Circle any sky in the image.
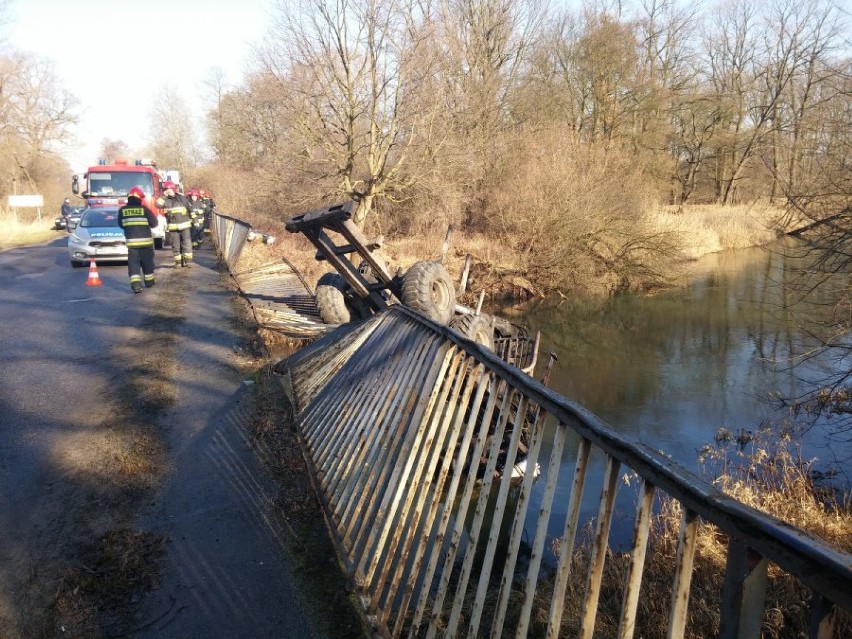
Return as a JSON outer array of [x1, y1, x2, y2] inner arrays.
[[4, 0, 273, 173]]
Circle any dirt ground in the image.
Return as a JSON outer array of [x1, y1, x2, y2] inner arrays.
[[1, 246, 364, 638]]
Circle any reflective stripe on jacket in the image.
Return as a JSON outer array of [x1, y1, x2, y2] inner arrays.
[[118, 201, 158, 248], [159, 193, 193, 231], [188, 199, 206, 224]]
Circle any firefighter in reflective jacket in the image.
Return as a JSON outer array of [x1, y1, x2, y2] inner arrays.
[[187, 189, 207, 248], [156, 180, 194, 267], [119, 186, 159, 294], [198, 189, 215, 237]]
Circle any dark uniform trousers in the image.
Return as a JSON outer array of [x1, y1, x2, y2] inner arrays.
[[170, 227, 193, 265], [128, 245, 156, 288]]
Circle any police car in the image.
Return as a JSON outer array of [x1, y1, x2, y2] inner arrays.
[[68, 206, 128, 267]]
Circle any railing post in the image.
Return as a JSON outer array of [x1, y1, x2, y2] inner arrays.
[[808, 593, 836, 639], [579, 455, 622, 639], [440, 224, 453, 264], [719, 538, 769, 639], [545, 437, 592, 639], [667, 508, 699, 639], [459, 253, 472, 294], [618, 479, 656, 639]]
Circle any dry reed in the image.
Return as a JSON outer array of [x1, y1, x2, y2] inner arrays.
[[649, 203, 788, 260], [522, 426, 852, 638]]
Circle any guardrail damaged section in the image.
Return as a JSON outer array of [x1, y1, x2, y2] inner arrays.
[[274, 305, 852, 639], [210, 211, 329, 339]]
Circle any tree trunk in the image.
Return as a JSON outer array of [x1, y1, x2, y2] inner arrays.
[[353, 195, 374, 229]]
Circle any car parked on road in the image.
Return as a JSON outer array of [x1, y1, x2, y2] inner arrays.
[[68, 206, 127, 267], [54, 205, 86, 231]]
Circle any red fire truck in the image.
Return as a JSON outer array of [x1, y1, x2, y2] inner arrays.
[[71, 159, 175, 248]]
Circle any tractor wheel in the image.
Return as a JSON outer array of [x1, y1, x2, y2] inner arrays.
[[315, 273, 352, 324], [450, 313, 495, 350], [401, 261, 456, 324]]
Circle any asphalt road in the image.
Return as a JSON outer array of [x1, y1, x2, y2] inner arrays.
[[0, 235, 350, 637]]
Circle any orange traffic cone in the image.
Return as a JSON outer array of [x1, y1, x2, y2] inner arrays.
[[85, 258, 103, 287]]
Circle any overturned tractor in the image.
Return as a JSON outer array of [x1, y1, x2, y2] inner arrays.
[[285, 201, 538, 372]]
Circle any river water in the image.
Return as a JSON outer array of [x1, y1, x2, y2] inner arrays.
[[504, 242, 851, 476], [489, 242, 851, 552]]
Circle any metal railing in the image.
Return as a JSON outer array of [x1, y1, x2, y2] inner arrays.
[[210, 211, 329, 339], [210, 211, 251, 269], [276, 304, 851, 639]]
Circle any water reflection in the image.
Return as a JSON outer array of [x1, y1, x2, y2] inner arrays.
[[505, 242, 850, 476]]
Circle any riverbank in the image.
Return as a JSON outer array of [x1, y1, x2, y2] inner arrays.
[[235, 202, 791, 303]]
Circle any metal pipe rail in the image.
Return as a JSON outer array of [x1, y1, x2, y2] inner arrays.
[[276, 305, 851, 639]]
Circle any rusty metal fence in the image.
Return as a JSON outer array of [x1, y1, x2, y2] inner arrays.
[[275, 305, 851, 639]]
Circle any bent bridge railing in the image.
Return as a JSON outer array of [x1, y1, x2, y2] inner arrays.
[[208, 209, 851, 637], [274, 305, 851, 639], [210, 211, 330, 339]]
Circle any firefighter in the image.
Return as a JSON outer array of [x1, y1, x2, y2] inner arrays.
[[187, 189, 207, 248], [199, 189, 215, 237], [119, 186, 159, 294], [156, 180, 194, 268]]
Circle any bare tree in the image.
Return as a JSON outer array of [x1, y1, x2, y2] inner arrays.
[[440, 0, 544, 128], [0, 51, 78, 198], [765, 0, 846, 203], [694, 0, 845, 205], [575, 11, 641, 141], [148, 84, 200, 177], [3, 53, 77, 155], [98, 138, 131, 161], [213, 73, 302, 199], [255, 0, 444, 228], [701, 0, 761, 204], [669, 91, 723, 204], [433, 0, 546, 215], [201, 67, 229, 163], [633, 0, 701, 196]]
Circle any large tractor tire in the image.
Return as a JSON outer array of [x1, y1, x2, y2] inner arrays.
[[450, 313, 495, 350], [401, 261, 456, 324], [315, 273, 352, 324]]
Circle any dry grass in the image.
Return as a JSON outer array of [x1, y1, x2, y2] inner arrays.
[[649, 203, 789, 260], [53, 529, 166, 638], [645, 427, 852, 638], [0, 216, 60, 249], [521, 427, 852, 638], [232, 200, 790, 302], [699, 426, 851, 552]]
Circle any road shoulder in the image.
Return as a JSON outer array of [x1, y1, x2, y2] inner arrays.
[[132, 250, 363, 637]]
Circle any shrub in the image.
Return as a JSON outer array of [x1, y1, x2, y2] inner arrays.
[[473, 126, 683, 295]]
